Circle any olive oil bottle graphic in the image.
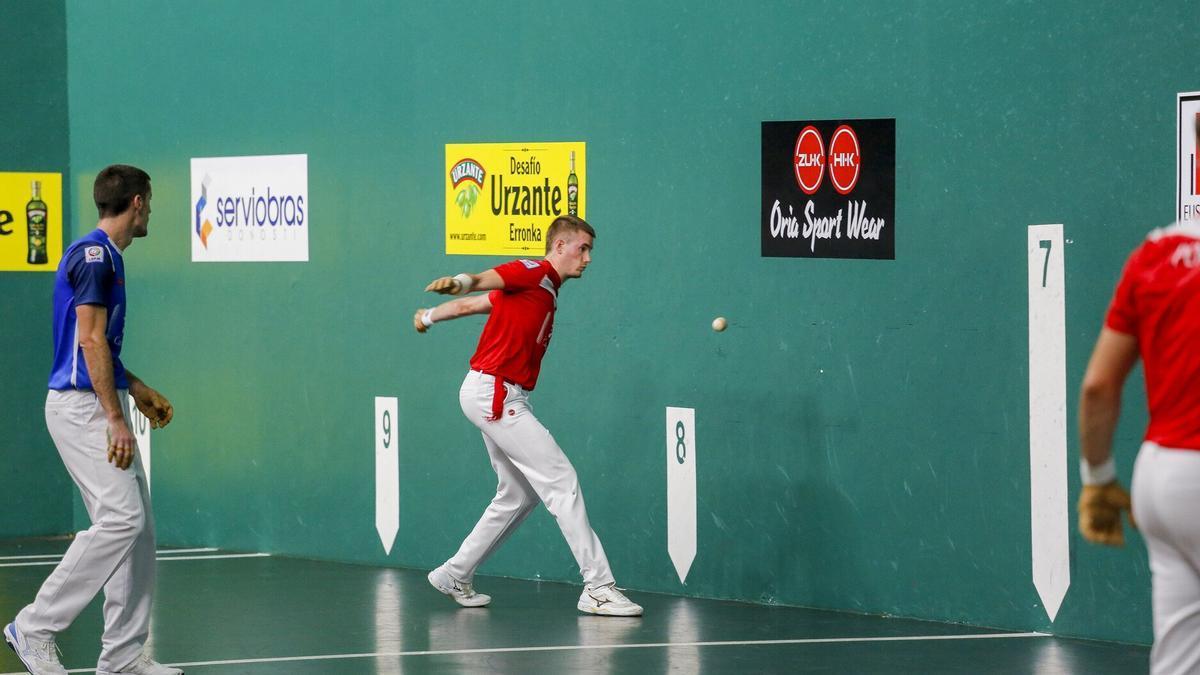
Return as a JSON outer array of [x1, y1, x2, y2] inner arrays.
[[27, 180, 48, 264], [567, 151, 578, 217]]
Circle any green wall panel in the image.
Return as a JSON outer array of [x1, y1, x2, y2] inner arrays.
[[0, 0, 73, 538], [61, 0, 1198, 644]]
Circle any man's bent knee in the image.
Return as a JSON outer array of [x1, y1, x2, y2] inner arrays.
[[542, 482, 583, 518], [491, 484, 540, 513], [96, 508, 146, 540]]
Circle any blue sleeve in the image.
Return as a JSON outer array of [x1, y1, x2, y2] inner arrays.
[[67, 246, 113, 306]]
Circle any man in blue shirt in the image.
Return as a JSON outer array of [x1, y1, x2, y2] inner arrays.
[[4, 165, 180, 675]]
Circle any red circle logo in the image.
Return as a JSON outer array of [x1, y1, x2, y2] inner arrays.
[[793, 126, 825, 195], [828, 125, 861, 195]]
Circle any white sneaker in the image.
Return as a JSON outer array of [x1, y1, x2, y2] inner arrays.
[[427, 565, 491, 607], [3, 622, 67, 675], [98, 653, 184, 675], [577, 584, 643, 616]]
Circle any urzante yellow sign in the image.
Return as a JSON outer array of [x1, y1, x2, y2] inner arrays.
[[0, 172, 62, 272], [445, 142, 585, 255]]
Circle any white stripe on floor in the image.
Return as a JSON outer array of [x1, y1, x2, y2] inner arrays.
[[147, 553, 271, 562], [0, 548, 218, 561], [0, 631, 1049, 674], [0, 553, 268, 568]]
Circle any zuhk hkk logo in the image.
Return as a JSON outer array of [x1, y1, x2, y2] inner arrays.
[[792, 125, 861, 196]]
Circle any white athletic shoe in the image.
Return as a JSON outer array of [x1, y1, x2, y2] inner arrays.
[[97, 653, 183, 675], [3, 622, 67, 675], [577, 583, 644, 616], [427, 565, 491, 607]]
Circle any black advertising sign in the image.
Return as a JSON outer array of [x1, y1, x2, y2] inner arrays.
[[761, 119, 895, 259]]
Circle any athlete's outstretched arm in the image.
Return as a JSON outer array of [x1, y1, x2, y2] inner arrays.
[[413, 293, 493, 333], [425, 269, 505, 295]]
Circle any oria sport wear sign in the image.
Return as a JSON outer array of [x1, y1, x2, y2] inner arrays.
[[761, 119, 895, 260]]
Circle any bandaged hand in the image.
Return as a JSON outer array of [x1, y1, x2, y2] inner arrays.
[[425, 273, 473, 296]]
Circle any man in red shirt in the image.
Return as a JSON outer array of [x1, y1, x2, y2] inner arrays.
[[1079, 122, 1200, 673], [413, 215, 642, 617]]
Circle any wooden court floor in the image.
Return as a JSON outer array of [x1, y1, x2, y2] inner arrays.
[[0, 538, 1147, 674]]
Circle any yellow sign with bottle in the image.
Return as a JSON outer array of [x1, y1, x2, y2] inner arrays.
[[445, 142, 585, 256], [0, 172, 62, 272]]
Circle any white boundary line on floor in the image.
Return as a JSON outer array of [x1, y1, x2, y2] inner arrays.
[[0, 548, 218, 561], [0, 553, 268, 568], [2, 631, 1049, 674]]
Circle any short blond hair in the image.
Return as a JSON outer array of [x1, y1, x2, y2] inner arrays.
[[545, 215, 595, 254]]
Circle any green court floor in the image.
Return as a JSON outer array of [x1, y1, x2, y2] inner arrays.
[[0, 538, 1147, 674]]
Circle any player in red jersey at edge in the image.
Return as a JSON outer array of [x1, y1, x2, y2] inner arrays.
[[1078, 115, 1200, 674], [414, 214, 642, 617]]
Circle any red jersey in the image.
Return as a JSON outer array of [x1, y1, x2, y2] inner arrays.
[[470, 259, 562, 390], [1105, 222, 1200, 449]]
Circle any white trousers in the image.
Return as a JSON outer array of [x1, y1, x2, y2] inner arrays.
[[1133, 441, 1200, 675], [17, 390, 154, 673], [445, 371, 615, 588]]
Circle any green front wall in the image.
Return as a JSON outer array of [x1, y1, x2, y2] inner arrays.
[[49, 0, 1198, 644], [0, 0, 73, 538]]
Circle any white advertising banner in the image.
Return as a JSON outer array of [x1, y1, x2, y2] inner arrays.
[[1178, 92, 1200, 222], [190, 154, 309, 262]]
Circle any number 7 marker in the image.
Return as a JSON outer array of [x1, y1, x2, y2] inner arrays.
[[1028, 224, 1068, 621]]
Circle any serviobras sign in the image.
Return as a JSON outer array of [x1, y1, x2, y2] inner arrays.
[[191, 154, 309, 262]]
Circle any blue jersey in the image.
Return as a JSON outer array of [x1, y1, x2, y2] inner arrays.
[[47, 229, 128, 391]]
